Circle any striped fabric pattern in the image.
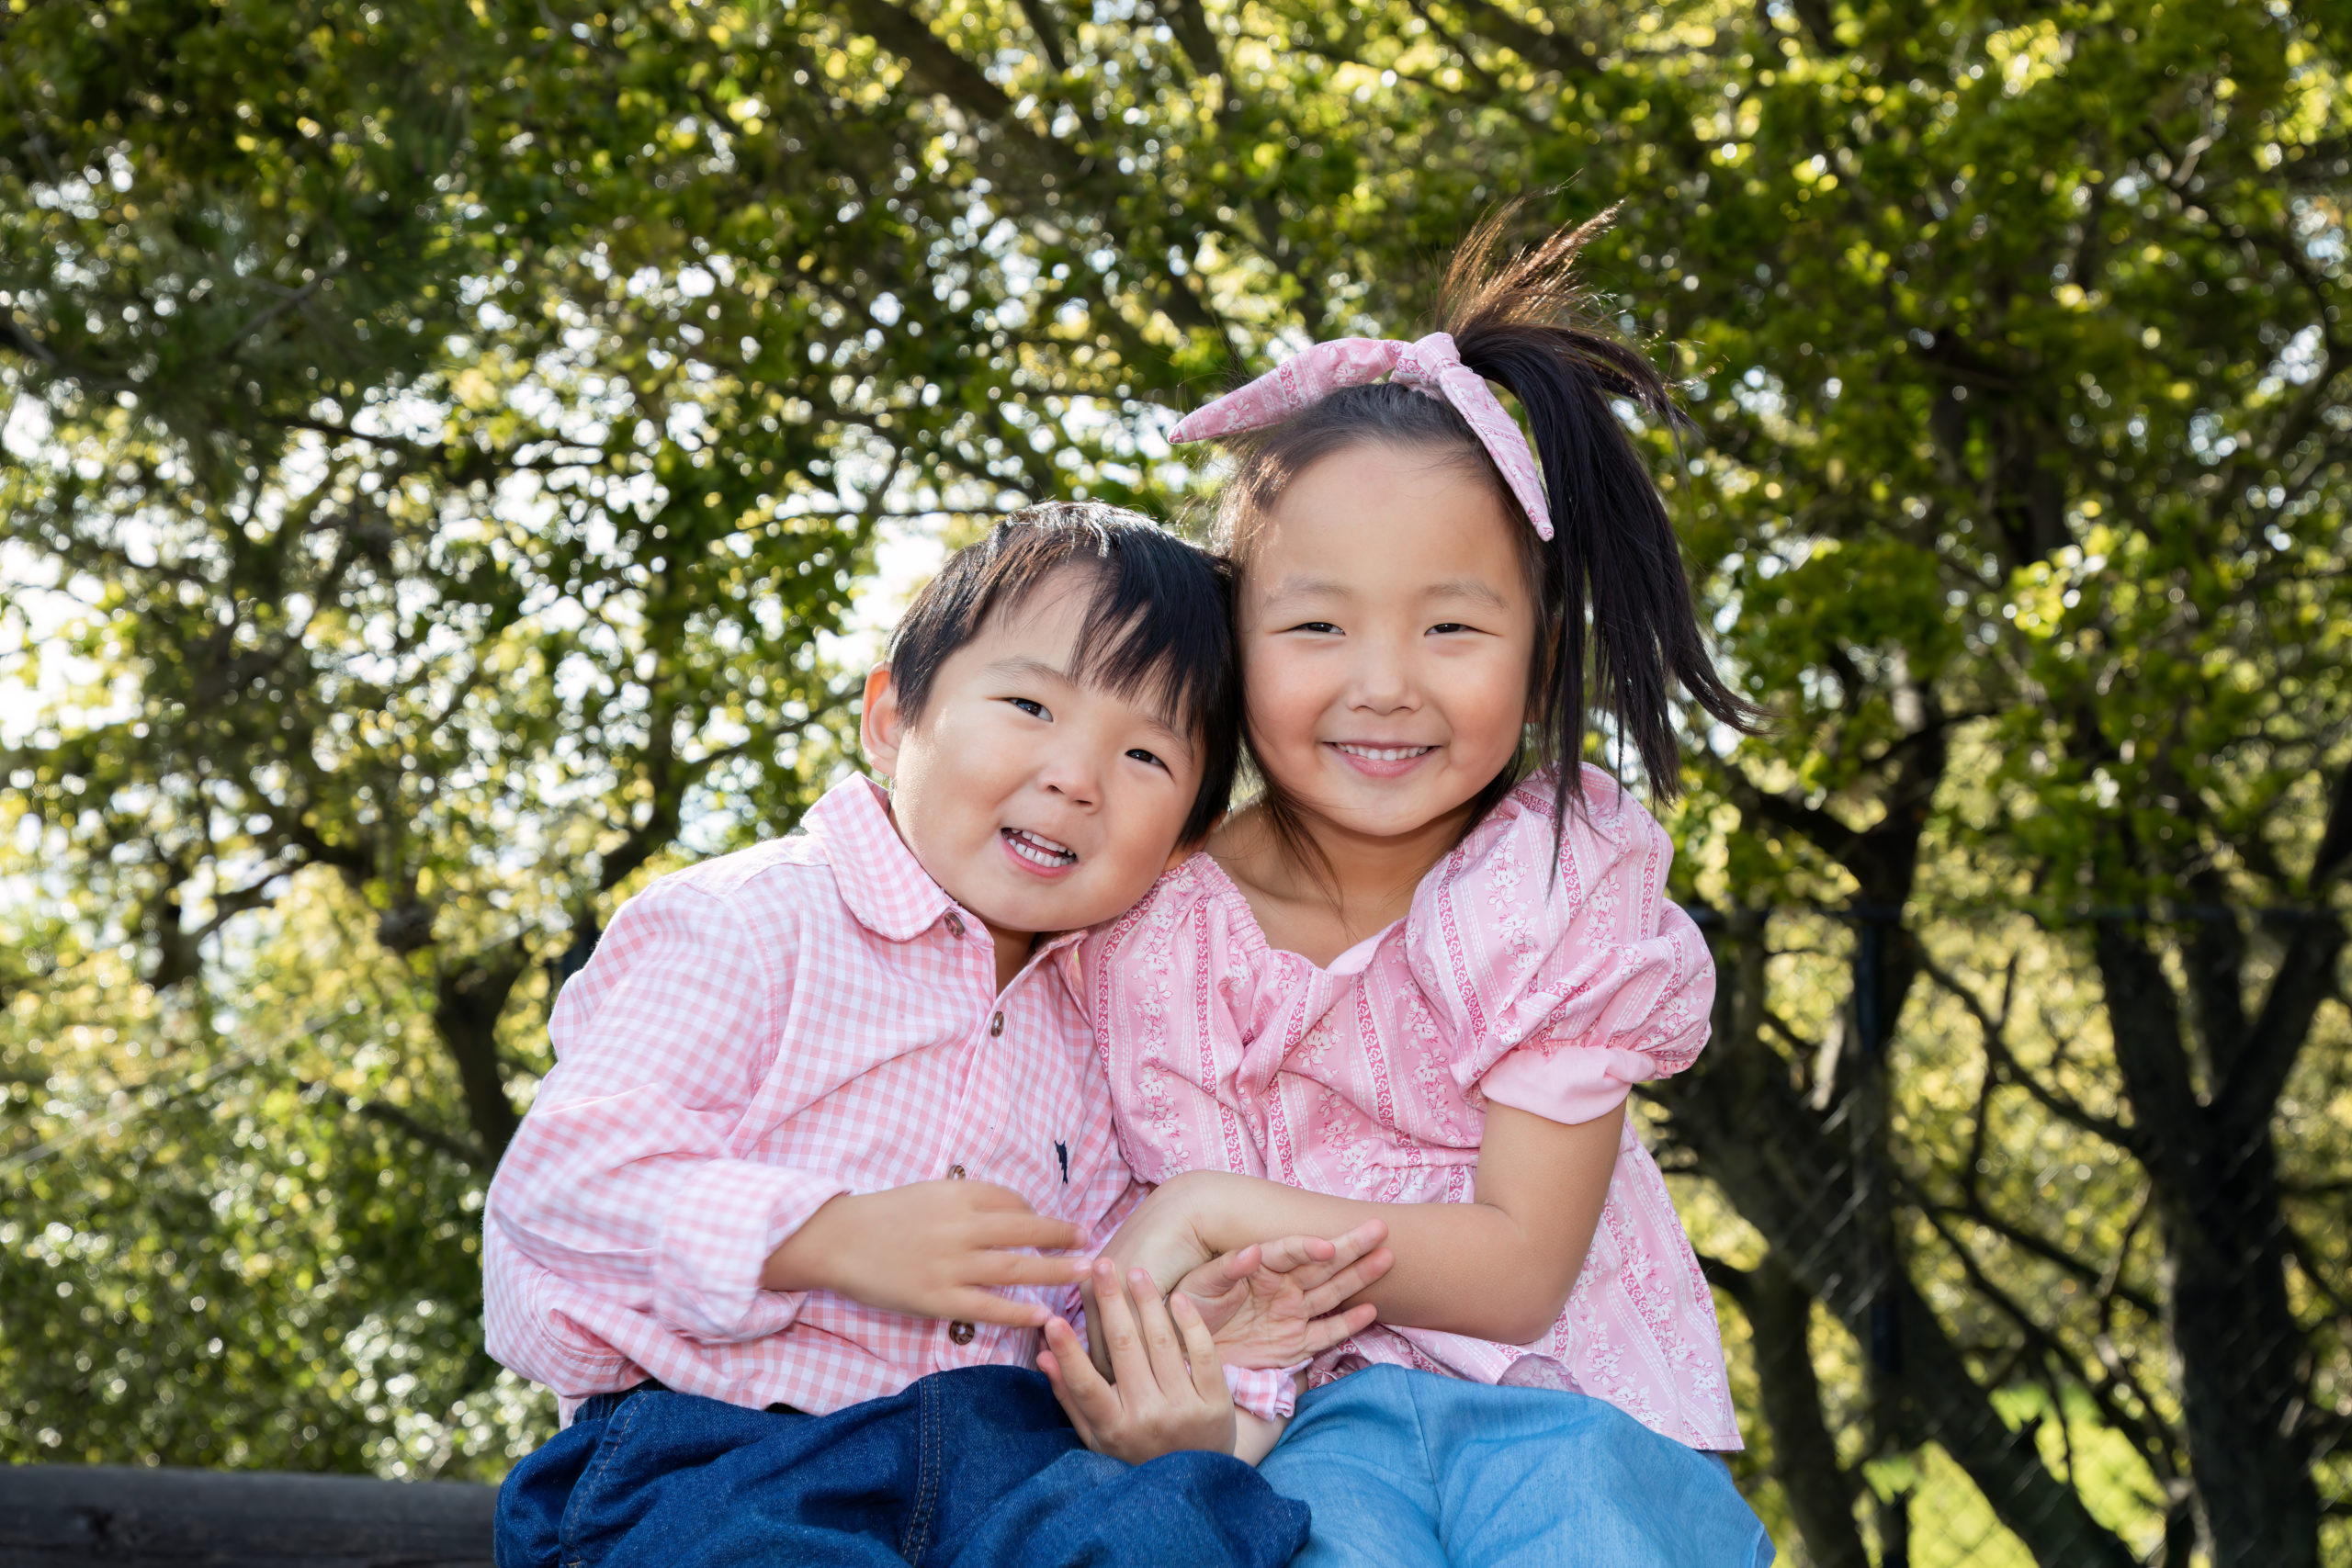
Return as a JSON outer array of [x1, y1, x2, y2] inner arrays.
[[1082, 766, 1743, 1451]]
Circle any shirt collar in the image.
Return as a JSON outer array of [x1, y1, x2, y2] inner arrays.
[[803, 775, 956, 942], [801, 774, 1091, 964]]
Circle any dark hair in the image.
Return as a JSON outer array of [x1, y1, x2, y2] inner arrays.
[[887, 501, 1241, 846], [1209, 204, 1761, 848]]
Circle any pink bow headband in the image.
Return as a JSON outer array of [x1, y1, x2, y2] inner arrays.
[[1165, 331, 1554, 542]]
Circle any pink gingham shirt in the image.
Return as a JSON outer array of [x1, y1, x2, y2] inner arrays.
[[1081, 766, 1742, 1450], [483, 775, 1136, 1419]]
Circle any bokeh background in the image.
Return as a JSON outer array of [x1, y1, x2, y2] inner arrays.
[[3, 2, 2347, 1564]]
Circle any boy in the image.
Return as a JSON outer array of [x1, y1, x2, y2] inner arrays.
[[485, 505, 1375, 1568]]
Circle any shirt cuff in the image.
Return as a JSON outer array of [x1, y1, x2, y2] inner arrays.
[[1225, 1361, 1306, 1422], [650, 1162, 849, 1342], [1478, 1042, 1658, 1126], [483, 1232, 636, 1397]]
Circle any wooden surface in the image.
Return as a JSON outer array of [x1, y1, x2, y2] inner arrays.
[[0, 1464, 496, 1568]]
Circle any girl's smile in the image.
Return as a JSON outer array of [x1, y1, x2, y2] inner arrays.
[[1327, 741, 1441, 777]]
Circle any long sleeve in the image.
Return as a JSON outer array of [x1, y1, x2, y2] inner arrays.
[[484, 878, 849, 1356], [1409, 767, 1715, 1127]]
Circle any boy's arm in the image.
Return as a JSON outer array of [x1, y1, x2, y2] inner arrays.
[[760, 1179, 1086, 1326], [1110, 1101, 1625, 1347], [486, 880, 845, 1348], [490, 880, 1089, 1348]]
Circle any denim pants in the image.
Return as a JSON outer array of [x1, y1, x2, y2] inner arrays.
[[1256, 1366, 1773, 1568], [494, 1365, 1309, 1568]]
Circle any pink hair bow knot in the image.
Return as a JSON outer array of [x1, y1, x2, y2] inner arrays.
[[1166, 331, 1555, 541]]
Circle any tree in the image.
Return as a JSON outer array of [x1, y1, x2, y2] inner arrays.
[[5, 1, 2346, 1559]]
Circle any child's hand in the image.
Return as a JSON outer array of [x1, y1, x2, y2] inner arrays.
[[1039, 1258, 1236, 1464], [1096, 1181, 1223, 1302], [1170, 1220, 1392, 1369], [762, 1180, 1090, 1327]]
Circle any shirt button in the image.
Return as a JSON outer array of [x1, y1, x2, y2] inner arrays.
[[949, 1321, 976, 1346], [947, 1164, 966, 1179], [945, 913, 965, 939], [989, 1011, 1004, 1038]]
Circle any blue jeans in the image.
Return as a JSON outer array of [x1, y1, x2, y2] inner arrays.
[[495, 1365, 1309, 1568], [1256, 1367, 1772, 1567]]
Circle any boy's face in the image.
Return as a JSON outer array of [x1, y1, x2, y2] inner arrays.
[[861, 568, 1205, 943]]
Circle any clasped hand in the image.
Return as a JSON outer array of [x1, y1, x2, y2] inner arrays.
[[1040, 1258, 1238, 1462], [1091, 1183, 1394, 1377], [761, 1178, 1393, 1463], [1038, 1218, 1393, 1465]]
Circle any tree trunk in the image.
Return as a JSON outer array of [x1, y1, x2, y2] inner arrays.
[[1662, 916, 2139, 1568], [432, 941, 531, 1165], [1742, 1256, 1873, 1568], [2161, 1140, 2319, 1567], [2091, 920, 2320, 1567]]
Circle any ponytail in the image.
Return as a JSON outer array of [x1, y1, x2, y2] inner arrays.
[[1443, 205, 1763, 812]]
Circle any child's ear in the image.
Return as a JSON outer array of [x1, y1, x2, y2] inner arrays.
[[860, 666, 906, 779]]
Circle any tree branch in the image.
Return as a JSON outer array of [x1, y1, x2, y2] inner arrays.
[[2217, 759, 2352, 1142], [1918, 954, 2144, 1156], [352, 1098, 489, 1171], [2086, 915, 2210, 1191], [1014, 0, 1069, 73], [1917, 1206, 2187, 1482], [1923, 1198, 2163, 1319], [830, 0, 1220, 341], [1161, 0, 1224, 80], [1441, 0, 1596, 76]]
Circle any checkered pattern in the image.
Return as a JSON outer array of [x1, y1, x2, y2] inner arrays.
[[483, 776, 1137, 1420], [1083, 766, 1744, 1451]]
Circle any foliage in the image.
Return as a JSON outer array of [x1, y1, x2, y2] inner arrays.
[[4, 0, 2347, 1559], [0, 884, 550, 1475]]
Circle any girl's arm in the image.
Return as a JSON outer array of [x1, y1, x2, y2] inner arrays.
[[1114, 1100, 1624, 1346]]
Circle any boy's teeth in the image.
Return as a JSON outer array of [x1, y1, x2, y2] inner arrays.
[[1004, 829, 1078, 866], [1335, 743, 1434, 762]]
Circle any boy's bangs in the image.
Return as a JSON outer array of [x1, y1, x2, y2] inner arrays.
[[1057, 569, 1227, 748]]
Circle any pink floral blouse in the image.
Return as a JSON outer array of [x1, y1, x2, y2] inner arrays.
[[1079, 766, 1742, 1451]]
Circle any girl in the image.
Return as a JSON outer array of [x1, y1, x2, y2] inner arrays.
[[1046, 211, 1774, 1565]]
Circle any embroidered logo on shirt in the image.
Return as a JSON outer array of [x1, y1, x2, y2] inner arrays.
[[1055, 1141, 1069, 1183]]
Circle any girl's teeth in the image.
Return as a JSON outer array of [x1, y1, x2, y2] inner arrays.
[[1335, 744, 1433, 762]]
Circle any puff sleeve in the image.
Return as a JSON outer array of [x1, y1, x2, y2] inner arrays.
[[1406, 765, 1715, 1127]]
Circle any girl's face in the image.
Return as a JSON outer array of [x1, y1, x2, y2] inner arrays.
[[1237, 443, 1540, 843]]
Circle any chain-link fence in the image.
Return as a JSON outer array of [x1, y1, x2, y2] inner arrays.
[[1655, 903, 2349, 1568]]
